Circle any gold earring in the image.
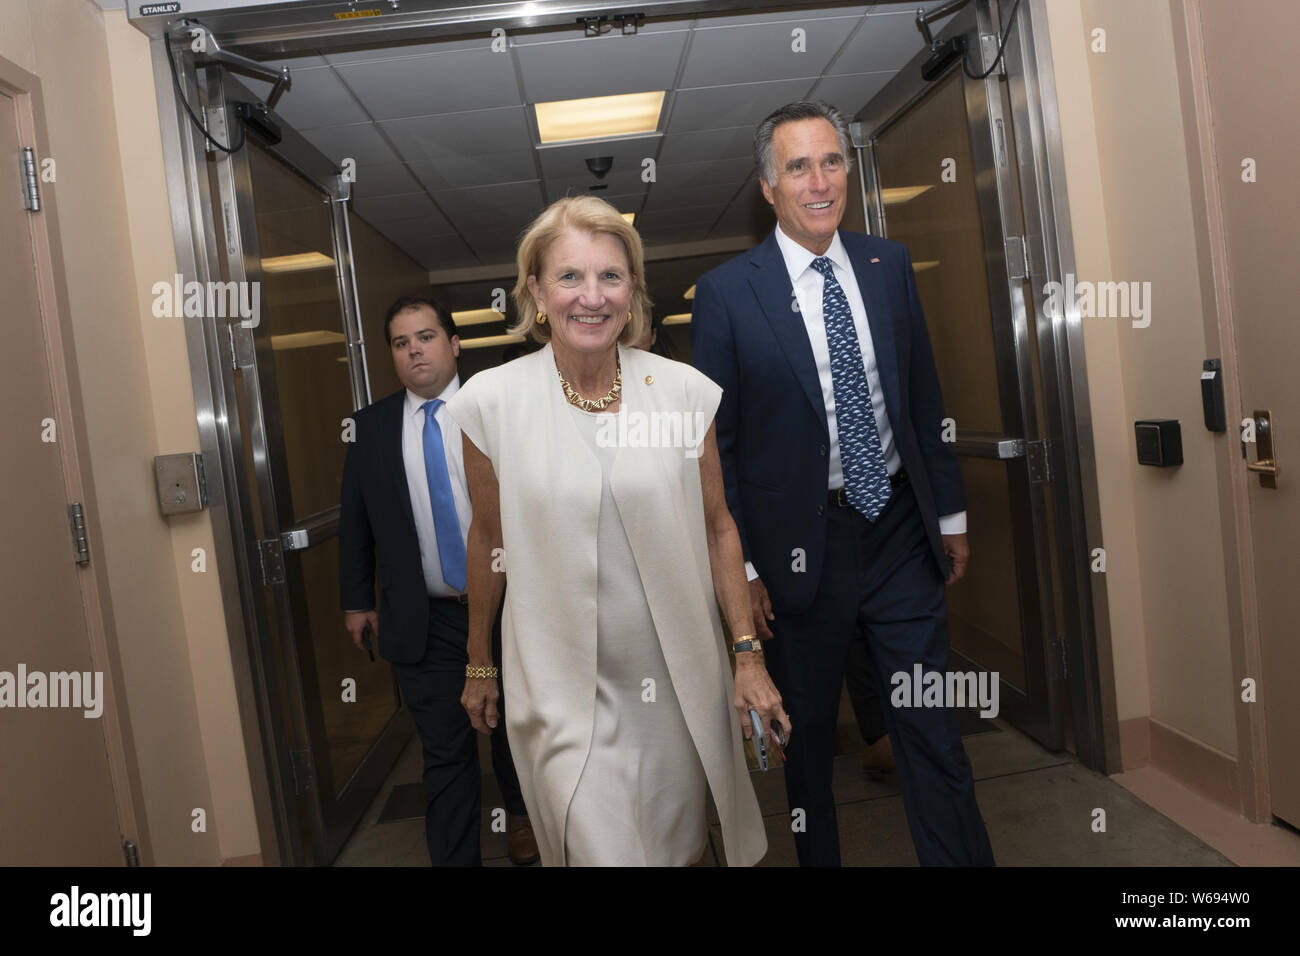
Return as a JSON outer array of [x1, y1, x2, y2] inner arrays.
[[537, 312, 547, 325]]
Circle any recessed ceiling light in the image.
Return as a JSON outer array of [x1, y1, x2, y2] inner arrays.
[[535, 91, 665, 145], [261, 252, 335, 273]]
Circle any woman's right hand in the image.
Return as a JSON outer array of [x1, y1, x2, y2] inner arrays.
[[461, 675, 500, 734]]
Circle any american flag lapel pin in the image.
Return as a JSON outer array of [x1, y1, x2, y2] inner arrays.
[[870, 257, 880, 263]]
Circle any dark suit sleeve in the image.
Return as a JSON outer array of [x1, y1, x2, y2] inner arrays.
[[338, 413, 376, 612], [902, 249, 967, 517], [690, 272, 751, 562]]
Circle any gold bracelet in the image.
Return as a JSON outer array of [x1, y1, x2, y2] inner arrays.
[[466, 664, 499, 679]]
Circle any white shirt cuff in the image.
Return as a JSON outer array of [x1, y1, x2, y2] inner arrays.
[[744, 561, 759, 582], [938, 511, 967, 536]]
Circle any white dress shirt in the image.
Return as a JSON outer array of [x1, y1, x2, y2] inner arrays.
[[403, 376, 473, 598], [742, 226, 966, 583]]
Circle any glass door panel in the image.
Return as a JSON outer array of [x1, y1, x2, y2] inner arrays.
[[864, 1, 1061, 746]]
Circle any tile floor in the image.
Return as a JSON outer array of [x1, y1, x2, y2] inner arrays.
[[333, 694, 1300, 867]]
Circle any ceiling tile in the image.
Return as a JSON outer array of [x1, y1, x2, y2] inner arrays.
[[300, 122, 397, 167], [653, 156, 755, 190], [408, 151, 539, 191], [380, 107, 532, 160], [825, 9, 954, 75], [658, 125, 755, 165], [515, 30, 687, 102], [408, 234, 481, 271], [807, 70, 893, 119], [335, 48, 521, 120], [371, 217, 461, 250], [679, 18, 847, 87], [350, 192, 451, 231], [667, 78, 815, 133], [634, 202, 728, 233], [350, 162, 421, 199], [432, 181, 546, 231], [709, 184, 775, 239]]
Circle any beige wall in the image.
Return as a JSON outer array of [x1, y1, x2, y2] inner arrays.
[[1, 0, 257, 862], [1046, 0, 1236, 760]]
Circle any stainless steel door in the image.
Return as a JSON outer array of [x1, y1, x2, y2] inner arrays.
[[203, 69, 411, 864], [859, 0, 1065, 749]]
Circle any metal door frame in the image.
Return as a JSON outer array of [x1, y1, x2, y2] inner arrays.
[[207, 66, 411, 865], [857, 0, 1117, 770], [148, 0, 1119, 870]]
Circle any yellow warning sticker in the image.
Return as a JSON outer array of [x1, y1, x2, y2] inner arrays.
[[335, 9, 381, 19]]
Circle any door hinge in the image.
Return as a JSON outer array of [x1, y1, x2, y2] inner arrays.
[[980, 32, 1004, 76], [1005, 235, 1027, 280], [68, 503, 90, 566], [20, 146, 40, 211], [258, 537, 284, 585], [1026, 438, 1053, 483], [290, 749, 314, 794], [122, 840, 141, 867]]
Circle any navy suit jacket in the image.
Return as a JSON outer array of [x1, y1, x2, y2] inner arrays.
[[338, 388, 432, 664], [691, 228, 965, 614]]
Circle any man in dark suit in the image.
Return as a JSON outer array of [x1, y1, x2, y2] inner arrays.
[[339, 295, 536, 866], [691, 101, 994, 867]]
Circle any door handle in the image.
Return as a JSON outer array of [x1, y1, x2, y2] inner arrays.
[[1246, 409, 1280, 488]]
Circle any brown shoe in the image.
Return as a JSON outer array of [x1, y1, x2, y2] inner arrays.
[[507, 813, 540, 865], [861, 734, 896, 775]]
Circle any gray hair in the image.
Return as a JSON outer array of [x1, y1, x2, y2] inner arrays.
[[753, 100, 855, 187]]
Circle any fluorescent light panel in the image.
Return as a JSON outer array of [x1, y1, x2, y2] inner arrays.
[[662, 313, 692, 325], [460, 333, 526, 350], [535, 91, 665, 144], [452, 308, 508, 327]]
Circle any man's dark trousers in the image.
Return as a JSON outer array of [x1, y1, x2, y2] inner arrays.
[[391, 596, 525, 866], [764, 474, 995, 867]]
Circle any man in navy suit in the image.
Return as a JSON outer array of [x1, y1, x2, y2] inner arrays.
[[339, 296, 535, 866], [691, 101, 994, 867]]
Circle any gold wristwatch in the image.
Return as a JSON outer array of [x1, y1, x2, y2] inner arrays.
[[732, 635, 763, 654]]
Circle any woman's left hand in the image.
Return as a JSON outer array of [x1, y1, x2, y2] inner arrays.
[[733, 656, 792, 746]]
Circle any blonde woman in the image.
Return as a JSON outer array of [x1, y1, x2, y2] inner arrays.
[[447, 196, 790, 866]]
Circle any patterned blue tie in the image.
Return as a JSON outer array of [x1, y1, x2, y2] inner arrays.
[[421, 399, 467, 592], [812, 256, 892, 521]]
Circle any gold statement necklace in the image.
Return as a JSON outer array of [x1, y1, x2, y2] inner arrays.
[[557, 351, 622, 411]]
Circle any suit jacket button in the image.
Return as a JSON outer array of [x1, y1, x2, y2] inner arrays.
[[819, 444, 827, 456], [816, 505, 824, 516]]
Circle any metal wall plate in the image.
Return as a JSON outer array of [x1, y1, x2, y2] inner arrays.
[[154, 452, 209, 514]]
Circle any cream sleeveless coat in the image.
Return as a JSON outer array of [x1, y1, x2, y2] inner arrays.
[[447, 342, 767, 867]]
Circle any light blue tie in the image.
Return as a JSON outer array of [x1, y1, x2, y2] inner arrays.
[[420, 399, 467, 592], [812, 256, 892, 521]]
